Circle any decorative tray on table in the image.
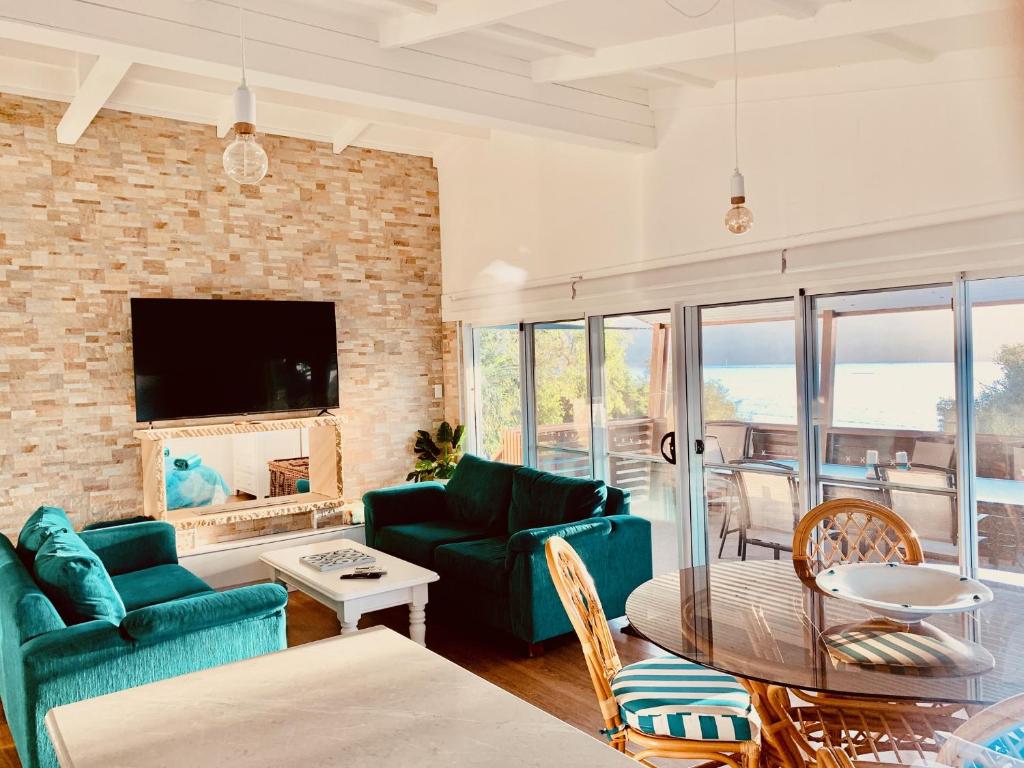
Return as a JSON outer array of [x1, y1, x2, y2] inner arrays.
[[815, 562, 994, 624]]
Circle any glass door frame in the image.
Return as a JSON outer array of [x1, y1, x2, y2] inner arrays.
[[675, 279, 985, 578]]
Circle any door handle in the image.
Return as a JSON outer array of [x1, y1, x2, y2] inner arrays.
[[660, 432, 676, 465]]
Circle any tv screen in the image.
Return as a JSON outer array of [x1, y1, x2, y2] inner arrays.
[[131, 298, 339, 422]]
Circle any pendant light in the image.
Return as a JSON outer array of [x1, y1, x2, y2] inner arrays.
[[723, 0, 753, 235], [223, 0, 268, 185]]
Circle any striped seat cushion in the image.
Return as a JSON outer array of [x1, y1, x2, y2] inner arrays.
[[611, 658, 757, 741]]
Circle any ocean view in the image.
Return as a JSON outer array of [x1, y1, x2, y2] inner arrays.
[[704, 362, 1004, 432]]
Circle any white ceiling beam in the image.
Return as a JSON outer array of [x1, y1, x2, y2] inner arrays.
[[862, 32, 936, 63], [378, 0, 568, 49], [0, 1, 653, 150], [55, 56, 132, 144], [642, 68, 715, 89], [759, 0, 820, 19], [332, 119, 371, 152], [381, 0, 437, 13], [479, 24, 595, 57], [532, 0, 1011, 83]]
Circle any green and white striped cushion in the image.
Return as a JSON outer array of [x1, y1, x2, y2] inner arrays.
[[611, 658, 757, 741]]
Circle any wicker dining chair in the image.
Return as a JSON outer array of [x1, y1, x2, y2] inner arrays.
[[936, 693, 1024, 767], [791, 498, 924, 582], [758, 684, 964, 768], [813, 693, 1024, 768], [544, 536, 760, 768]]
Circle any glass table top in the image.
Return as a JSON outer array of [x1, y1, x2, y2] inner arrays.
[[625, 560, 1024, 706]]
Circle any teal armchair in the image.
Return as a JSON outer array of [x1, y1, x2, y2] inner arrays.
[[364, 455, 652, 650], [0, 519, 287, 768]]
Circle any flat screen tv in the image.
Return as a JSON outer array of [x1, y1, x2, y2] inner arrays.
[[131, 298, 339, 422]]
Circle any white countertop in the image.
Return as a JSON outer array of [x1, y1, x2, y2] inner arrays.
[[45, 627, 635, 768], [259, 538, 438, 600]]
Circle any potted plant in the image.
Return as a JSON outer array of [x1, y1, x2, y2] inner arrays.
[[407, 422, 465, 482]]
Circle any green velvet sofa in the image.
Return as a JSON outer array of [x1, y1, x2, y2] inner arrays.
[[0, 516, 288, 768], [363, 454, 652, 649]]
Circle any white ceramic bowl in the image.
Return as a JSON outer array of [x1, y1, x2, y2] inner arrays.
[[815, 563, 994, 624]]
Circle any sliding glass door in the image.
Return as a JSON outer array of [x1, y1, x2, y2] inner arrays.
[[968, 276, 1024, 577], [811, 286, 959, 563], [471, 325, 522, 464], [699, 301, 800, 563], [600, 312, 677, 571], [533, 320, 592, 478]]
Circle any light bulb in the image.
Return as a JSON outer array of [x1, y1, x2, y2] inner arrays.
[[724, 203, 753, 235], [223, 130, 268, 185], [724, 168, 753, 235]]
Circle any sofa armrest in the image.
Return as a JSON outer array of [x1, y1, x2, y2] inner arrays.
[[121, 584, 288, 645], [506, 518, 612, 568], [78, 521, 178, 576], [362, 482, 448, 546]]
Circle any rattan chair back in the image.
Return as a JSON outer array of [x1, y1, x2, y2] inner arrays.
[[792, 498, 924, 580], [545, 536, 623, 731]]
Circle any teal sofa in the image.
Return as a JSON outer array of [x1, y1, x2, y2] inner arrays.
[[363, 454, 652, 649], [0, 513, 288, 768]]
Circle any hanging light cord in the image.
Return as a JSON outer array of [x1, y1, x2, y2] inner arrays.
[[660, 0, 723, 19], [238, 0, 248, 85], [731, 0, 739, 172]]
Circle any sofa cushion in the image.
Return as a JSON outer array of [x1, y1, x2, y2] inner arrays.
[[16, 505, 72, 563], [33, 529, 127, 626], [507, 467, 607, 535], [374, 521, 487, 568], [445, 454, 516, 532], [435, 537, 509, 595], [112, 564, 214, 612]]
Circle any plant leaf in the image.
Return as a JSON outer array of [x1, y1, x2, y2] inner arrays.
[[437, 421, 454, 444], [452, 424, 465, 448]]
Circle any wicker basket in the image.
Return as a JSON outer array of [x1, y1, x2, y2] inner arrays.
[[267, 457, 310, 496]]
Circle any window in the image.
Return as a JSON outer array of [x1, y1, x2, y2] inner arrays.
[[812, 286, 958, 563], [969, 276, 1024, 577], [700, 301, 799, 563], [533, 320, 591, 478], [472, 326, 522, 464]]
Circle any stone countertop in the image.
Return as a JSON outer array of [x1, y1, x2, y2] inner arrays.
[[45, 627, 636, 768]]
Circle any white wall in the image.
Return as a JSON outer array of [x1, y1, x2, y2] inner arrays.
[[439, 48, 1024, 324], [437, 130, 643, 309], [643, 49, 1024, 265]]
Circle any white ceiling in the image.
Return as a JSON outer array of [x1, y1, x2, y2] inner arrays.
[[0, 0, 1014, 154]]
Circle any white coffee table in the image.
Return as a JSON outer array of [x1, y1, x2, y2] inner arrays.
[[260, 539, 438, 645]]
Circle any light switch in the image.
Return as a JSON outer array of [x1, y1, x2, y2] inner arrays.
[[434, 384, 444, 399]]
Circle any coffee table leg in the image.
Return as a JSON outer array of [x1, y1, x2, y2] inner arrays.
[[409, 603, 426, 646], [338, 606, 361, 636], [409, 585, 428, 646]]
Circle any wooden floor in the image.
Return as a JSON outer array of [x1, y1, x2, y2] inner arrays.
[[0, 593, 662, 768]]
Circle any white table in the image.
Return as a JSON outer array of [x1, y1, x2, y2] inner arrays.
[[260, 539, 438, 645], [45, 628, 636, 768]]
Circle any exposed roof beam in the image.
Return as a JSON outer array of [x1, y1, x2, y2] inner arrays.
[[381, 0, 437, 13], [378, 0, 568, 49], [0, 1, 653, 150], [532, 0, 1011, 83], [642, 68, 715, 89], [479, 24, 595, 57], [332, 119, 371, 152], [863, 32, 936, 63], [759, 0, 820, 19], [56, 56, 131, 144]]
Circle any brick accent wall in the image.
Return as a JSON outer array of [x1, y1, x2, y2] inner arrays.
[[0, 92, 447, 536]]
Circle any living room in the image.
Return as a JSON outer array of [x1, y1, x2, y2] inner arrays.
[[1, 1, 1023, 767]]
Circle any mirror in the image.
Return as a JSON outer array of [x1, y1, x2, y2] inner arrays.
[[163, 428, 311, 511]]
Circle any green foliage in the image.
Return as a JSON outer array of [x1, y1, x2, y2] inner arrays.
[[407, 421, 465, 482], [937, 343, 1024, 436], [703, 379, 741, 422]]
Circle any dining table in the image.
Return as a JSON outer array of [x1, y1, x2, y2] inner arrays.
[[625, 560, 1024, 763]]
